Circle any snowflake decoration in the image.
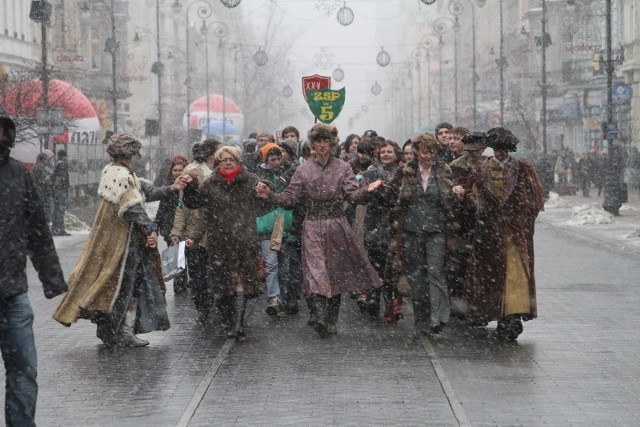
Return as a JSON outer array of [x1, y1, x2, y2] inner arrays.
[[314, 0, 342, 17], [314, 47, 334, 70]]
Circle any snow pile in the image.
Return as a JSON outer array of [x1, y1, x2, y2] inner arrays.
[[619, 203, 638, 212], [65, 212, 91, 231], [625, 228, 640, 240], [545, 192, 573, 209], [566, 204, 614, 225]]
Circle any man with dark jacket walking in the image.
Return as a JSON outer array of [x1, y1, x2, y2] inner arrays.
[[51, 149, 70, 235], [0, 114, 68, 426]]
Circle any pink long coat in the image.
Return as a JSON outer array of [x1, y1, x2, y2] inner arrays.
[[272, 157, 382, 298]]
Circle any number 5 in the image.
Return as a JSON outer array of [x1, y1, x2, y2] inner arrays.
[[319, 106, 334, 121]]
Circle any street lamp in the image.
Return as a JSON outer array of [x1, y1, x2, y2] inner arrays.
[[173, 0, 213, 142], [434, 15, 459, 123], [133, 6, 164, 157], [29, 0, 53, 149], [498, 0, 506, 126], [420, 34, 439, 126], [201, 20, 230, 140]]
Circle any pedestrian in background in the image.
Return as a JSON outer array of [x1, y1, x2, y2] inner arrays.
[[1, 114, 68, 427], [31, 148, 55, 225], [51, 149, 70, 236], [256, 124, 384, 339], [385, 133, 464, 336], [464, 127, 544, 340], [54, 133, 191, 347]]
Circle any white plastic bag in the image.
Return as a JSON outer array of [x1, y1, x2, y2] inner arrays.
[[161, 241, 186, 282]]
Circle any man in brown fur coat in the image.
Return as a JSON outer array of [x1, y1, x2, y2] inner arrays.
[[464, 128, 544, 340]]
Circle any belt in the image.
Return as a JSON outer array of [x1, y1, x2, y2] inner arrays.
[[306, 199, 344, 220]]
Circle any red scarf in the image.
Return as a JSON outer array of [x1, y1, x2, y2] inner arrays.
[[219, 165, 241, 184]]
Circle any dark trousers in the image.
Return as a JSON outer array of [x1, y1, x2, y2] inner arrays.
[[0, 293, 38, 427], [52, 190, 68, 233], [279, 237, 302, 308], [187, 246, 213, 315]]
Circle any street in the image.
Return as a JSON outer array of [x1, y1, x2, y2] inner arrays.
[[2, 196, 640, 426]]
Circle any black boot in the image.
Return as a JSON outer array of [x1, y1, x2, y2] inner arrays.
[[326, 294, 341, 335], [227, 293, 247, 340], [311, 295, 329, 339], [217, 296, 234, 330]]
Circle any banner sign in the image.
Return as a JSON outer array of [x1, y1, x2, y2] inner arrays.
[[305, 88, 346, 124], [301, 74, 331, 100]]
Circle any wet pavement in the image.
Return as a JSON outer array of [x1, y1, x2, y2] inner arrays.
[[1, 186, 640, 426]]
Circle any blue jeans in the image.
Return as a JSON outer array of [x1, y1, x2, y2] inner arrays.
[[260, 240, 281, 300], [0, 293, 38, 427], [52, 190, 68, 233]]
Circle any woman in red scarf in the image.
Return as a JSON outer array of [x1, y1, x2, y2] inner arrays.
[[184, 145, 272, 340]]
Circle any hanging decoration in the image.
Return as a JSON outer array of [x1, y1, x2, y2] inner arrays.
[[332, 66, 345, 82], [283, 84, 293, 98], [314, 47, 334, 70], [219, 0, 241, 8], [314, 0, 342, 16], [376, 47, 391, 67], [337, 2, 354, 26], [253, 48, 268, 66], [371, 81, 382, 96], [420, 0, 436, 5], [361, 105, 368, 112]]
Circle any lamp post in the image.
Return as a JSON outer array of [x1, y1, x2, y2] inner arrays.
[[541, 0, 548, 155], [434, 17, 457, 122], [155, 0, 164, 157], [29, 0, 53, 149], [498, 0, 505, 126], [172, 0, 213, 141], [200, 20, 229, 139]]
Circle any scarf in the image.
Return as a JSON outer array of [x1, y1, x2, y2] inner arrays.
[[219, 165, 241, 184]]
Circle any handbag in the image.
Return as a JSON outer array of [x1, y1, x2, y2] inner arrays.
[[270, 214, 285, 252], [161, 241, 186, 282]]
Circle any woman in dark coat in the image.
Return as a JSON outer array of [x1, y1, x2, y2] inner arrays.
[[154, 155, 188, 245], [184, 145, 272, 340], [385, 133, 464, 335], [361, 139, 403, 322]]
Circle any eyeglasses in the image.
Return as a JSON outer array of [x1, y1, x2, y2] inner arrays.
[[220, 157, 238, 163]]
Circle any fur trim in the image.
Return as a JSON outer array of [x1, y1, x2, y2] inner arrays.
[[98, 163, 145, 218]]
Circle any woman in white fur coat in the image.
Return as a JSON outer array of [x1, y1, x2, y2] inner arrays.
[[54, 133, 190, 347]]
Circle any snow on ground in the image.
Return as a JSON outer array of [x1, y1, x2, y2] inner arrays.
[[544, 192, 573, 209], [566, 204, 614, 225]]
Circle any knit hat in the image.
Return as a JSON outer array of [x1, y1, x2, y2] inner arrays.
[[106, 133, 142, 158], [279, 138, 298, 158], [259, 142, 281, 162]]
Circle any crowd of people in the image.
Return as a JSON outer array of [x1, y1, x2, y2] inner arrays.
[[1, 111, 547, 425]]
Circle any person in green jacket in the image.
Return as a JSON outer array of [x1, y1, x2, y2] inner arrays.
[[255, 143, 292, 316]]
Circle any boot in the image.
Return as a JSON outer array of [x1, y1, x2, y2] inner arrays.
[[311, 295, 329, 339], [382, 302, 395, 323], [227, 292, 247, 340], [392, 296, 404, 321], [306, 296, 315, 326], [326, 294, 341, 335], [118, 299, 149, 347], [217, 296, 234, 329]]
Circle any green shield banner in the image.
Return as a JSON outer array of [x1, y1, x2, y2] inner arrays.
[[305, 88, 346, 124]]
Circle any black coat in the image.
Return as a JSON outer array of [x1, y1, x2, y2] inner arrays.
[[0, 156, 67, 299]]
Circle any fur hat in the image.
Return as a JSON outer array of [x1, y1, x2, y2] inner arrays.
[[57, 149, 67, 158], [200, 138, 222, 159], [0, 114, 16, 148], [308, 124, 339, 146], [259, 142, 281, 162], [484, 127, 519, 152], [107, 133, 142, 159], [461, 132, 486, 151]]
